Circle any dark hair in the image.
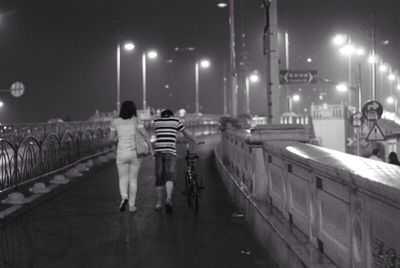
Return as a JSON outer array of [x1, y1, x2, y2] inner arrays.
[[388, 152, 400, 165], [372, 148, 379, 156], [119, 100, 137, 119], [161, 109, 174, 118]]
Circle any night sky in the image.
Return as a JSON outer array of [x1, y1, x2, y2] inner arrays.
[[0, 0, 399, 122]]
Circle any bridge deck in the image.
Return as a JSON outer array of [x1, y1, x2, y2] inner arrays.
[[0, 135, 277, 267]]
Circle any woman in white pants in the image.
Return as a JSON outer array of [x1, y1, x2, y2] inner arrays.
[[110, 100, 151, 213]]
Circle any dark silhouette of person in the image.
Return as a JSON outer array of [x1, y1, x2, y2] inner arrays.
[[388, 152, 400, 166]]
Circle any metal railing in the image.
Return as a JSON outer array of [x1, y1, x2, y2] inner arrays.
[[0, 117, 221, 193]]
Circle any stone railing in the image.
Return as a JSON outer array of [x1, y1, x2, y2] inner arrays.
[[216, 121, 400, 268]]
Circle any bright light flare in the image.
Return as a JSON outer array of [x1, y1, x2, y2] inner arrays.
[[388, 73, 396, 81], [387, 96, 395, 104], [336, 83, 349, 92], [123, 42, 135, 51], [292, 94, 300, 102], [356, 47, 365, 56], [249, 73, 259, 83], [0, 101, 4, 108], [397, 84, 400, 91], [332, 34, 347, 46], [147, 50, 158, 59], [200, 59, 211, 68], [368, 54, 379, 64], [307, 58, 312, 63], [339, 44, 355, 55], [379, 64, 388, 72], [217, 2, 228, 8]]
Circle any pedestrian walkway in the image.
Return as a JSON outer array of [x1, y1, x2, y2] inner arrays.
[[0, 135, 277, 268]]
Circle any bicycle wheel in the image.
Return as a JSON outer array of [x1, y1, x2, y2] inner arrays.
[[193, 179, 199, 212], [186, 174, 192, 207]]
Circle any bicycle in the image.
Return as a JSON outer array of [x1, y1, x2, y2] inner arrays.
[[183, 142, 204, 212]]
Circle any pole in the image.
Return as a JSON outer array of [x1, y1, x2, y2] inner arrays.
[[195, 61, 199, 114], [117, 42, 121, 113], [142, 52, 147, 110], [223, 61, 228, 115], [371, 11, 376, 100], [229, 0, 238, 117], [288, 96, 292, 113], [245, 77, 250, 114], [285, 30, 290, 113]]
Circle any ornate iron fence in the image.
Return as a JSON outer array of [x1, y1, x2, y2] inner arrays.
[[0, 116, 221, 193]]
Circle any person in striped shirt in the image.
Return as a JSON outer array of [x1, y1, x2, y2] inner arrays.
[[153, 109, 203, 213]]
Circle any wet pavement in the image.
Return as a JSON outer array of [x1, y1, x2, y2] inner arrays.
[[0, 135, 277, 268]]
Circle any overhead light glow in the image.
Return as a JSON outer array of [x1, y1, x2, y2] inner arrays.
[[339, 44, 355, 55], [124, 42, 135, 51], [292, 94, 300, 102], [0, 101, 4, 108], [388, 73, 396, 81], [332, 34, 347, 46], [147, 50, 158, 59], [379, 64, 388, 72], [368, 54, 378, 63], [307, 58, 312, 63], [217, 2, 228, 8], [336, 83, 349, 92], [249, 73, 259, 83], [387, 96, 395, 104], [397, 84, 400, 91], [200, 59, 211, 68], [356, 47, 365, 56]]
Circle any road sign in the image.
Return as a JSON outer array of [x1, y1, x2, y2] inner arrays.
[[279, 70, 318, 84], [349, 112, 364, 127], [347, 137, 355, 147], [362, 100, 383, 121], [366, 122, 386, 141], [10, 81, 25, 98]]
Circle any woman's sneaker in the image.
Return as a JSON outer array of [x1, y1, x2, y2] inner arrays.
[[129, 206, 137, 213], [119, 199, 128, 212]]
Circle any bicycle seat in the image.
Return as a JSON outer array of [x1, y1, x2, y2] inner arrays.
[[186, 153, 199, 161]]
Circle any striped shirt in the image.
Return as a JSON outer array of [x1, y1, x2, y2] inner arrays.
[[153, 117, 185, 155]]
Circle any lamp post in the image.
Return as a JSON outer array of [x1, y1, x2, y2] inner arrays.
[[116, 41, 134, 112], [245, 72, 259, 115], [142, 49, 158, 110], [195, 59, 210, 114], [288, 94, 300, 114]]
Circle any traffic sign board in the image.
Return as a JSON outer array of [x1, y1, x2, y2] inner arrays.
[[366, 123, 386, 141], [10, 81, 25, 98], [279, 70, 318, 84], [349, 112, 364, 127], [362, 100, 383, 121]]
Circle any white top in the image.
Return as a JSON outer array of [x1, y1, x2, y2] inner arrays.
[[111, 117, 143, 153], [368, 155, 383, 161]]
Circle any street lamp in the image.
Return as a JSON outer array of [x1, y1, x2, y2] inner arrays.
[[245, 72, 259, 114], [195, 59, 211, 114], [142, 49, 158, 110], [117, 41, 135, 112]]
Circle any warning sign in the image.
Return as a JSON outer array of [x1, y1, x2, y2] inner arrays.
[[366, 123, 386, 141]]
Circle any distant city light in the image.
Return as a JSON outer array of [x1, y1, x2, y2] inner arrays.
[[217, 2, 228, 8], [249, 73, 259, 83], [332, 34, 347, 46], [388, 73, 396, 81], [336, 83, 348, 92], [368, 54, 379, 63], [307, 58, 312, 63], [200, 59, 211, 68], [124, 42, 135, 51], [339, 44, 355, 55], [292, 94, 300, 102], [387, 96, 395, 104], [356, 47, 365, 56], [147, 50, 158, 59], [379, 64, 388, 72]]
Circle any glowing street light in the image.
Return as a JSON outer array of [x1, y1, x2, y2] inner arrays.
[[292, 94, 300, 102], [336, 83, 349, 92], [355, 47, 365, 56], [397, 84, 400, 91], [142, 49, 158, 110], [388, 73, 396, 81], [195, 58, 211, 114], [245, 72, 259, 114], [117, 41, 135, 112], [339, 44, 356, 55], [288, 94, 301, 113], [379, 64, 388, 72], [0, 101, 4, 108], [387, 96, 395, 104], [368, 54, 379, 64], [217, 2, 228, 8], [332, 34, 347, 46]]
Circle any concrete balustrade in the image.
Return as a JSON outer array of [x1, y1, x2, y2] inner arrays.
[[216, 122, 400, 268]]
